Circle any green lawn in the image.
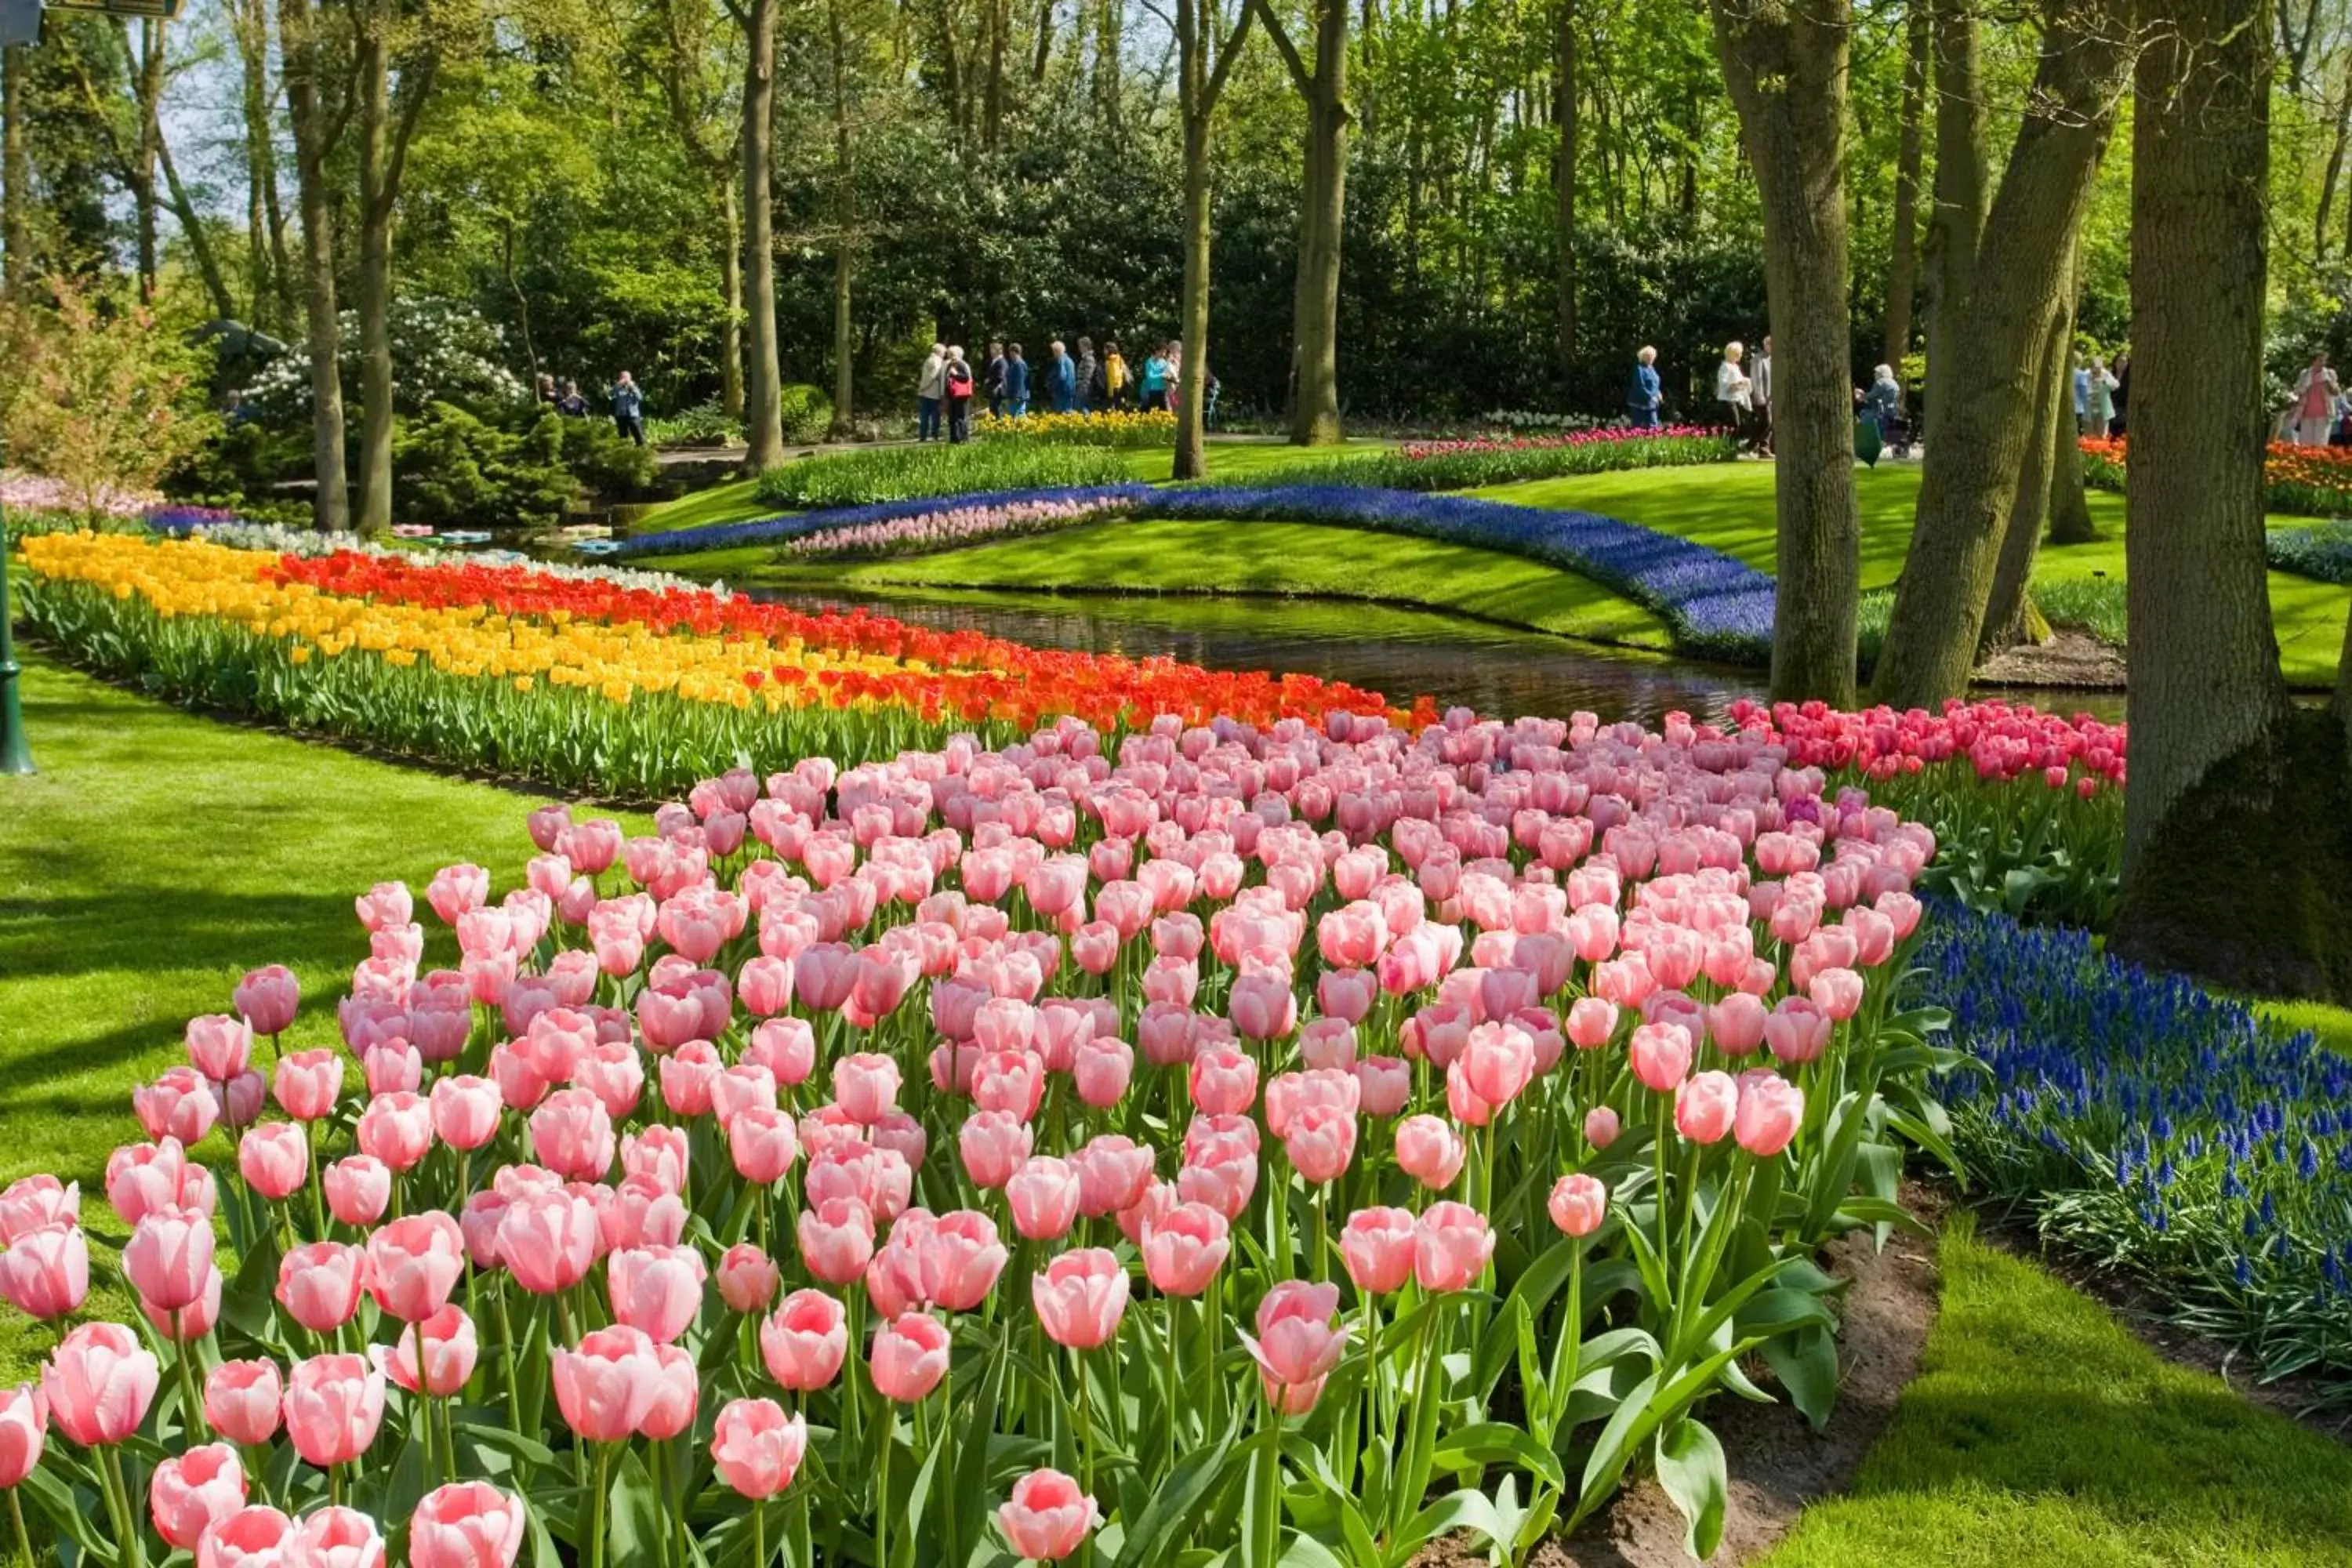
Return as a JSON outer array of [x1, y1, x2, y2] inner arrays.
[[1759, 1214, 2352, 1567], [707, 517, 1673, 649], [9, 654, 2352, 1558]]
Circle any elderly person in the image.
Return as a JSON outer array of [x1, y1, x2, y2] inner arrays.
[[2292, 353, 2341, 447], [1715, 341, 1756, 451], [1627, 347, 1663, 428], [916, 343, 948, 441], [1861, 364, 1908, 457]]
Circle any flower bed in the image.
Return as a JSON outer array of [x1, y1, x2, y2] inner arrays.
[[2079, 436, 2352, 517], [613, 487, 1155, 562], [14, 532, 1412, 798], [1224, 427, 1737, 493], [1138, 485, 1777, 662], [0, 714, 1953, 1566], [973, 410, 1178, 448], [753, 445, 1134, 510], [779, 496, 1147, 560], [2266, 521, 2352, 584], [1923, 902, 2352, 1385]]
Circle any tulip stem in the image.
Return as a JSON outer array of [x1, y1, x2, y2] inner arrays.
[[587, 1441, 613, 1568], [1163, 1301, 1181, 1476], [873, 1413, 892, 1568], [10, 1481, 33, 1568], [495, 1280, 524, 1445], [412, 1319, 434, 1480], [97, 1445, 143, 1568], [752, 1497, 765, 1568], [170, 1315, 209, 1442]]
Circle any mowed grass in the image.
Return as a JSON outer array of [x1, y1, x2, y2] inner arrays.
[[1759, 1214, 2352, 1567], [728, 517, 1674, 648]]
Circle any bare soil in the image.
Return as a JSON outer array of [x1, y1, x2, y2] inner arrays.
[[1973, 630, 2126, 689]]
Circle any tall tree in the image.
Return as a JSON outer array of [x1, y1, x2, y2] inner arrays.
[[1979, 257, 2073, 649], [1870, 0, 2130, 709], [1256, 0, 1351, 446], [1172, 0, 1254, 479], [228, 0, 296, 331], [2045, 252, 2099, 542], [1554, 0, 1578, 380], [2107, 0, 2352, 1000], [69, 24, 236, 319], [1707, 0, 1862, 706], [734, 0, 787, 470], [2, 45, 26, 296], [1921, 0, 1985, 444], [352, 0, 441, 536], [281, 0, 351, 531], [1882, 0, 1928, 366], [655, 0, 746, 421]]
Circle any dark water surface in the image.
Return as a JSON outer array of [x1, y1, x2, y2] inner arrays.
[[735, 583, 2129, 728]]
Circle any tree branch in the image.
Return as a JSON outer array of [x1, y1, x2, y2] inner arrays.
[[1250, 0, 1315, 93], [1203, 0, 1256, 107]]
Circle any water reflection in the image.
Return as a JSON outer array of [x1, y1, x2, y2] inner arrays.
[[724, 583, 2051, 728]]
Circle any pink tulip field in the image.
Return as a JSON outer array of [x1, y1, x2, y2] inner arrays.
[[0, 706, 1958, 1568]]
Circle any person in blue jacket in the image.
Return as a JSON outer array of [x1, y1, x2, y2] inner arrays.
[[1002, 343, 1032, 417], [1626, 346, 1663, 428], [1043, 339, 1077, 414]]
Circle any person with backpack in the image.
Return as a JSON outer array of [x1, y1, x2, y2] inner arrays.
[[943, 347, 977, 443], [1102, 342, 1130, 411], [1139, 346, 1172, 412], [1074, 337, 1099, 416]]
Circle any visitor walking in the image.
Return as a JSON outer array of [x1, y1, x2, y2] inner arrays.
[[916, 343, 948, 441], [2083, 355, 2118, 439], [1102, 342, 1130, 411], [611, 371, 646, 445], [1044, 340, 1077, 414], [557, 379, 589, 417], [944, 347, 976, 443], [2108, 351, 2130, 437], [1754, 336, 1775, 456], [1140, 345, 1172, 412], [1715, 341, 1756, 452], [985, 340, 1008, 419], [1074, 337, 1098, 415], [2291, 353, 2340, 447], [1626, 347, 1662, 427], [1003, 343, 1032, 417], [1860, 364, 1908, 457]]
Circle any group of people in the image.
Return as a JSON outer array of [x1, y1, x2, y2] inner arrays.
[[1628, 339, 1783, 456], [535, 370, 647, 446], [916, 337, 1205, 441]]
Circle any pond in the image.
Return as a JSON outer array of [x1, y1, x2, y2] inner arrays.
[[735, 582, 2130, 728]]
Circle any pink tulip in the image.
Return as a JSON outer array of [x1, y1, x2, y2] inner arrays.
[[1243, 1281, 1348, 1415], [923, 1210, 1008, 1311], [408, 1483, 526, 1568], [552, 1325, 664, 1443], [1629, 1022, 1693, 1094], [496, 1189, 601, 1294], [797, 1196, 877, 1285], [1140, 1203, 1229, 1297], [1339, 1207, 1417, 1295], [324, 1156, 391, 1227], [288, 1506, 386, 1568], [373, 1304, 478, 1399], [1007, 1156, 1082, 1242], [710, 1399, 808, 1499], [0, 1222, 88, 1319], [1808, 966, 1865, 1022], [1188, 1048, 1258, 1117], [106, 1137, 210, 1227], [869, 1311, 952, 1403], [135, 1068, 220, 1147], [999, 1468, 1102, 1563], [151, 1443, 248, 1550], [360, 1041, 422, 1098], [1031, 1248, 1129, 1350], [528, 1089, 614, 1181], [1072, 1036, 1134, 1109], [186, 1014, 254, 1083], [198, 1506, 294, 1568], [1392, 1115, 1465, 1191], [42, 1323, 156, 1447], [717, 1244, 782, 1313], [233, 966, 302, 1037], [1735, 1073, 1806, 1158], [1283, 1105, 1357, 1185], [124, 1202, 216, 1312], [1070, 1136, 1155, 1218], [282, 1354, 386, 1467], [639, 1343, 699, 1442], [745, 1018, 816, 1088], [277, 1242, 367, 1333], [1675, 1070, 1740, 1145], [140, 1263, 222, 1342], [608, 1245, 709, 1344], [833, 1053, 904, 1126], [356, 1091, 434, 1171], [365, 1211, 466, 1322], [725, 1105, 797, 1186], [1228, 972, 1298, 1042], [0, 1384, 44, 1487], [1414, 1202, 1495, 1293], [204, 1359, 282, 1446], [237, 1123, 310, 1201], [761, 1289, 848, 1392], [0, 1175, 75, 1244], [1548, 1174, 1607, 1237], [429, 1076, 504, 1152], [710, 1063, 779, 1131], [959, 1109, 1033, 1189]]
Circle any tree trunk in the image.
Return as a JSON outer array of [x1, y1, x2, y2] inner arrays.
[[1097, 0, 1123, 132], [1980, 289, 2070, 651], [2111, 0, 2352, 1001], [1552, 0, 1577, 383], [1882, 0, 1927, 367], [132, 21, 162, 302], [156, 130, 237, 321], [1269, 0, 1349, 447], [741, 0, 788, 471], [1920, 0, 1984, 446], [1173, 0, 1250, 479], [231, 0, 281, 328], [2, 45, 26, 296], [354, 11, 396, 536], [2319, 54, 2352, 260], [1868, 2, 2125, 710], [281, 0, 350, 533], [1708, 0, 1861, 706], [721, 180, 745, 421]]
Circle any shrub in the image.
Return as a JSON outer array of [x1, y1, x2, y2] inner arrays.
[[753, 442, 1131, 508], [1212, 427, 1737, 492], [247, 296, 528, 421], [2267, 522, 2352, 583], [2032, 577, 2129, 642], [777, 383, 836, 442], [644, 401, 744, 448], [392, 402, 578, 529], [549, 412, 659, 497]]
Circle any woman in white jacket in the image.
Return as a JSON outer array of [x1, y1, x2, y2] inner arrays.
[[1716, 342, 1756, 452]]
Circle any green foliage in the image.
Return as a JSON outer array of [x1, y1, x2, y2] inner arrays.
[[2270, 521, 2352, 583], [159, 420, 305, 514], [546, 412, 658, 497], [642, 402, 744, 448], [777, 384, 836, 443], [753, 442, 1130, 508], [392, 402, 579, 529], [2031, 577, 2128, 643]]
